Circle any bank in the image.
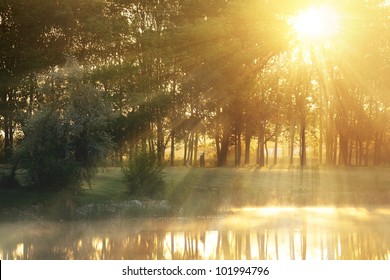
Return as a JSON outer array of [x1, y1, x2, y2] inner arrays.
[[1, 166, 390, 221]]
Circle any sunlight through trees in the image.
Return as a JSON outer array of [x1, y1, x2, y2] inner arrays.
[[1, 0, 389, 180]]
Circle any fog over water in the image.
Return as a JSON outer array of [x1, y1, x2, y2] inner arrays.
[[1, 207, 389, 260]]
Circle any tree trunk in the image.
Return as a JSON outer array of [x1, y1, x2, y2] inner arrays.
[[170, 130, 175, 167], [141, 137, 147, 154], [244, 133, 251, 165], [339, 132, 348, 166], [348, 140, 353, 165], [183, 134, 188, 166], [118, 142, 124, 163], [216, 133, 220, 165], [237, 134, 242, 167], [333, 134, 338, 165], [258, 132, 265, 167], [359, 140, 363, 166], [194, 133, 199, 167], [325, 127, 333, 165], [289, 123, 295, 166], [373, 132, 381, 165], [129, 140, 135, 162], [364, 141, 370, 166], [235, 131, 242, 167], [216, 125, 230, 167], [157, 120, 164, 165], [4, 89, 14, 161], [28, 74, 36, 118], [218, 136, 229, 167], [355, 139, 359, 166], [4, 110, 14, 161], [189, 133, 194, 166], [148, 138, 154, 156], [300, 123, 306, 168], [274, 127, 279, 165]]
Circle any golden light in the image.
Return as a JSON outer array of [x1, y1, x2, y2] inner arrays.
[[14, 243, 24, 259], [291, 6, 340, 41]]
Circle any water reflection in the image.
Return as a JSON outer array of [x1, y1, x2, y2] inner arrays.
[[1, 207, 389, 260]]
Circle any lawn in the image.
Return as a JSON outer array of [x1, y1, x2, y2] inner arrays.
[[162, 166, 390, 210], [1, 166, 389, 219]]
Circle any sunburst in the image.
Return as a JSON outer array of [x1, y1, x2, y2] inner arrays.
[[291, 6, 340, 42]]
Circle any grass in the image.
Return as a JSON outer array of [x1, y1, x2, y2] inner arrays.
[[78, 168, 126, 204], [163, 166, 390, 209], [1, 166, 390, 219]]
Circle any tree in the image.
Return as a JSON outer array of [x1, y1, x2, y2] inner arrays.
[[3, 0, 390, 171], [171, 0, 289, 166], [17, 59, 112, 190], [0, 0, 116, 161], [122, 149, 165, 198], [0, 0, 63, 160]]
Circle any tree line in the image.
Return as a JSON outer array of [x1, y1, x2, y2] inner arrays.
[[1, 0, 389, 174]]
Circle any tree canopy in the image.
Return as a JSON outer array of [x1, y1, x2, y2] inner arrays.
[[1, 0, 389, 184]]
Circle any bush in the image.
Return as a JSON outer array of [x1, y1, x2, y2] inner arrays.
[[17, 109, 76, 190], [122, 151, 165, 198], [0, 173, 21, 189], [27, 156, 82, 191], [16, 59, 113, 191]]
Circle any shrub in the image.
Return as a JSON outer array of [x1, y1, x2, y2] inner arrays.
[[122, 151, 165, 198], [0, 172, 21, 190], [17, 59, 113, 191], [17, 109, 82, 191]]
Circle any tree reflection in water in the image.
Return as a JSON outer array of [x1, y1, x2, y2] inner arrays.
[[1, 207, 389, 260]]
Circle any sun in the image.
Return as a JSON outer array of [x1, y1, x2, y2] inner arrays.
[[291, 6, 340, 41]]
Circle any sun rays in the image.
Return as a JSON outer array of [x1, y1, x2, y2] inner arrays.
[[291, 6, 341, 43]]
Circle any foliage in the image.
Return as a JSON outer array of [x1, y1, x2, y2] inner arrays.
[[17, 109, 79, 190], [0, 165, 19, 189], [122, 150, 165, 198], [17, 61, 113, 191], [1, 0, 390, 170]]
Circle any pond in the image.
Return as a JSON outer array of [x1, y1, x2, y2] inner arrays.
[[1, 207, 389, 260]]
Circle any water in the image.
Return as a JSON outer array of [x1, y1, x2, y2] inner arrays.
[[1, 207, 389, 260]]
